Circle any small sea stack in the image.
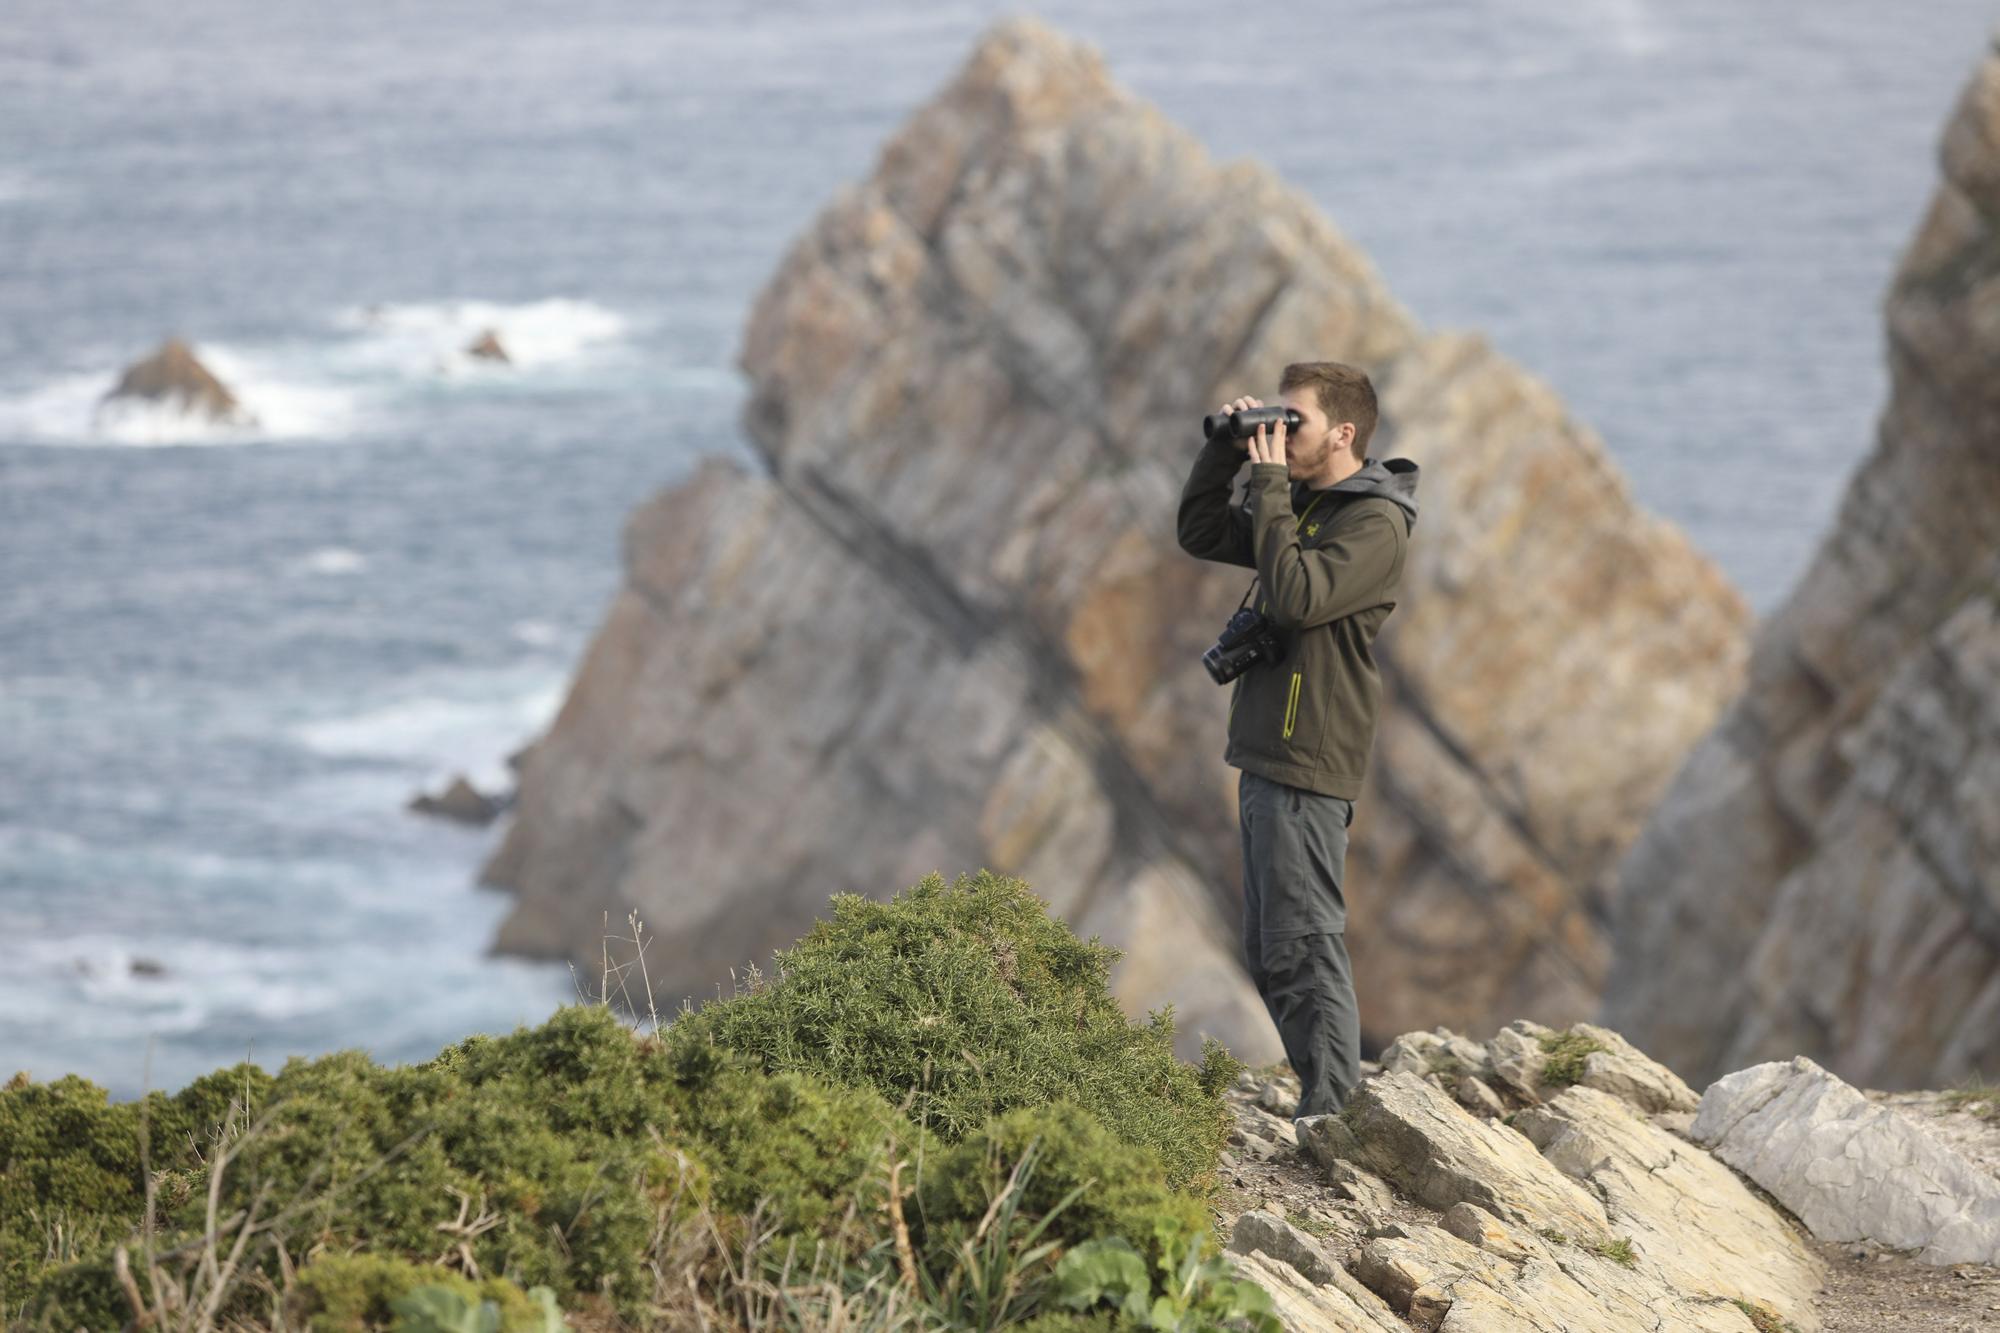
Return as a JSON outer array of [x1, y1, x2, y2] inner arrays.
[[98, 336, 255, 427], [408, 772, 512, 825], [466, 328, 511, 363]]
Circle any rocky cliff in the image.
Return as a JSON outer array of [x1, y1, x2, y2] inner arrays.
[[1598, 37, 2000, 1092], [1214, 1019, 2000, 1330], [480, 16, 1748, 1057]]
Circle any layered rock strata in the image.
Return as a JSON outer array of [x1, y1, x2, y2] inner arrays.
[[1599, 37, 2000, 1091], [1217, 1020, 1830, 1332], [482, 16, 1747, 1054]]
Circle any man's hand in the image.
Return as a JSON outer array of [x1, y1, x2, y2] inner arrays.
[[1247, 411, 1286, 466], [1215, 394, 1287, 464], [1214, 395, 1260, 454]]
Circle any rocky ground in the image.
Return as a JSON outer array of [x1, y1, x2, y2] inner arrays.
[[1204, 1023, 2000, 1331]]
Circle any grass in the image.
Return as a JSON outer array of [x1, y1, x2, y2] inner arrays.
[[1536, 1030, 1608, 1087], [1283, 1207, 1337, 1239], [1727, 1295, 1799, 1333], [1533, 1228, 1636, 1270], [1589, 1235, 1637, 1267], [1938, 1073, 2000, 1122], [1425, 1052, 1469, 1081]]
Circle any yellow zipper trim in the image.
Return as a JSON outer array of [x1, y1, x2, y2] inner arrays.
[[1253, 496, 1322, 740]]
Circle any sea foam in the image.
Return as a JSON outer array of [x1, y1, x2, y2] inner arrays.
[[0, 297, 640, 448], [287, 667, 567, 794], [329, 296, 634, 374]]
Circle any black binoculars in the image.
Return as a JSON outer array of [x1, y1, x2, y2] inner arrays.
[[1202, 405, 1304, 441]]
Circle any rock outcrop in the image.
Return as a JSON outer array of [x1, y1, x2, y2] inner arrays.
[[408, 773, 512, 825], [480, 17, 1747, 1055], [1216, 1020, 1831, 1332], [97, 336, 253, 427], [466, 329, 511, 362], [1598, 36, 2000, 1091], [1692, 1056, 2000, 1267]]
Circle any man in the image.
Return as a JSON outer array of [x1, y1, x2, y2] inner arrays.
[[1175, 361, 1419, 1127]]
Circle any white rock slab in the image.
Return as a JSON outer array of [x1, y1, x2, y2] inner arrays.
[[1691, 1055, 2000, 1266]]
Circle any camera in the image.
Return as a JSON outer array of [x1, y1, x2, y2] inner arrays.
[[1203, 606, 1281, 684], [1202, 405, 1304, 441]]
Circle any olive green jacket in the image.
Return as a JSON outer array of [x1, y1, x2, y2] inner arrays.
[[1175, 435, 1420, 799]]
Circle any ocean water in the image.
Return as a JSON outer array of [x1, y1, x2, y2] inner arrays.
[[2, 0, 1992, 1097]]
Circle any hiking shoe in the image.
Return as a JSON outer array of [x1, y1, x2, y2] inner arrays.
[[1292, 1112, 1337, 1140]]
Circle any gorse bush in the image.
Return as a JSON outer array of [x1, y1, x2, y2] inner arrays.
[[4, 1009, 913, 1329], [2, 870, 1255, 1331], [665, 869, 1244, 1192], [912, 1101, 1210, 1278]]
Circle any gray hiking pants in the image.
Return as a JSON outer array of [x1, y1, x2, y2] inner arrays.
[[1238, 769, 1360, 1118]]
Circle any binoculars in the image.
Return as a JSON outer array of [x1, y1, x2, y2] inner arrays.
[[1202, 405, 1304, 441]]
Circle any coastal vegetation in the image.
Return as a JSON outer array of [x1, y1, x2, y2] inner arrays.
[[1, 870, 1272, 1332]]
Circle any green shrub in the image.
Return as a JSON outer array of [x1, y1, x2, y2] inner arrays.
[[0, 1063, 273, 1330], [4, 873, 1264, 1330], [4, 1006, 911, 1328], [665, 869, 1242, 1192], [913, 1100, 1208, 1281]]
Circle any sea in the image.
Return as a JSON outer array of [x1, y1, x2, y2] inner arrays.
[[3, 0, 1993, 1098]]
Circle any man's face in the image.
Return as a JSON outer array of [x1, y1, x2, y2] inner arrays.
[[1279, 391, 1350, 474]]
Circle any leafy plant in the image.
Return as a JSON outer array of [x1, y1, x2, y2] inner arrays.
[[1051, 1216, 1279, 1332], [389, 1281, 568, 1333]]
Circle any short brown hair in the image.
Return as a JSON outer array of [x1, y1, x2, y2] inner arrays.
[[1280, 361, 1378, 455]]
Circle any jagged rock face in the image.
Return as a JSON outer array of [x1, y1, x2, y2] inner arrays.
[[99, 336, 249, 423], [1598, 39, 2000, 1092], [481, 16, 1747, 1054]]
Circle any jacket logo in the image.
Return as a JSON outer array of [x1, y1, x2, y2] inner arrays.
[[1304, 523, 1320, 537]]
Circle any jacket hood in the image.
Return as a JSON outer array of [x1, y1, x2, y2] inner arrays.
[[1305, 456, 1420, 529]]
